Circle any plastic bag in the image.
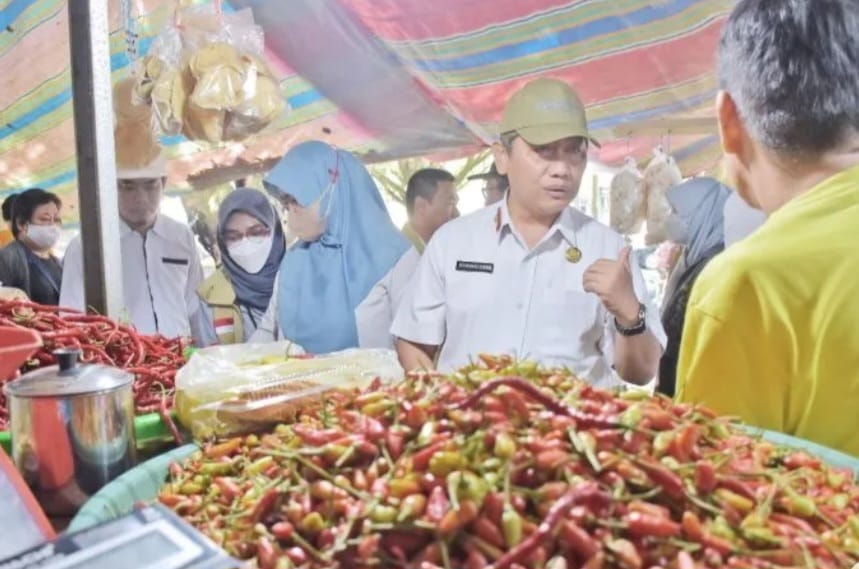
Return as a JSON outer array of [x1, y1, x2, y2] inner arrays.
[[644, 146, 682, 245], [174, 343, 404, 439], [136, 5, 285, 142], [609, 157, 646, 235]]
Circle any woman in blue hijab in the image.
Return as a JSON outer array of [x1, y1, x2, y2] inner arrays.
[[657, 177, 731, 396], [252, 141, 409, 354], [194, 187, 287, 346]]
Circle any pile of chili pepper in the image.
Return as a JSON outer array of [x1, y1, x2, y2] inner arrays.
[[159, 355, 859, 569], [0, 300, 186, 428]]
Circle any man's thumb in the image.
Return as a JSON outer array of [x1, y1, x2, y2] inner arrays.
[[619, 246, 632, 269]]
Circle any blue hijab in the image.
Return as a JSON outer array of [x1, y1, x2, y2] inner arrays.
[[217, 188, 286, 311], [265, 141, 409, 354], [667, 177, 731, 269]]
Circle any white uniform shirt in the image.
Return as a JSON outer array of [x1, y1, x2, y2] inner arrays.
[[60, 215, 204, 338], [391, 202, 666, 389], [723, 191, 767, 247], [356, 247, 421, 349]]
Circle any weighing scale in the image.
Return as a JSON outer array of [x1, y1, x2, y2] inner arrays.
[[0, 503, 240, 569]]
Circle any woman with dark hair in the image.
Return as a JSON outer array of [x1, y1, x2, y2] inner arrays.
[[193, 188, 287, 346], [0, 188, 64, 304]]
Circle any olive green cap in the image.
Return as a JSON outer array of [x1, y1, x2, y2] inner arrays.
[[500, 78, 600, 147]]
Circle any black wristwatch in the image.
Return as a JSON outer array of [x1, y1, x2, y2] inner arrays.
[[614, 302, 647, 336]]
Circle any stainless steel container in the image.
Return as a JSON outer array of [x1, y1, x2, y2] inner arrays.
[[4, 349, 137, 515]]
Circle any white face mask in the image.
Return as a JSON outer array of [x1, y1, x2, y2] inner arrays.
[[227, 234, 274, 274], [26, 224, 61, 250]]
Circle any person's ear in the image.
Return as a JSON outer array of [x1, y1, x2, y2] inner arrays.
[[717, 91, 746, 159], [492, 142, 510, 175]]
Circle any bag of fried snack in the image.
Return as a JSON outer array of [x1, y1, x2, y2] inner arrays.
[[140, 4, 285, 143], [174, 342, 404, 440]]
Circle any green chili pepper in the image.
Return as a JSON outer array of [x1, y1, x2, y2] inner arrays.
[[619, 403, 644, 428], [299, 512, 326, 533], [200, 462, 234, 476], [247, 456, 275, 476], [828, 493, 849, 510], [361, 400, 391, 417], [652, 431, 673, 457], [369, 505, 398, 524], [502, 506, 522, 547], [493, 432, 516, 460], [179, 482, 203, 495], [742, 527, 783, 547], [783, 489, 816, 517], [429, 451, 467, 478], [715, 488, 755, 513]]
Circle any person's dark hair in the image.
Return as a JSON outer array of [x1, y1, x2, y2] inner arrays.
[[2, 194, 17, 222], [405, 168, 455, 216], [11, 188, 61, 238], [718, 0, 859, 157]]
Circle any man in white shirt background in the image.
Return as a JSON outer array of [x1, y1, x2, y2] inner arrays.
[[469, 162, 509, 207], [357, 168, 460, 348], [392, 78, 665, 388], [60, 151, 204, 339]]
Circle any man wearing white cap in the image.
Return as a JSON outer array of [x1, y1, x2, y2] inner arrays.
[[60, 141, 203, 339], [392, 78, 665, 388]]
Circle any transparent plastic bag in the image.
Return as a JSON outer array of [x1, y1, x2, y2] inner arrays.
[[174, 343, 404, 439], [138, 5, 285, 142], [644, 146, 683, 245], [609, 157, 645, 235]]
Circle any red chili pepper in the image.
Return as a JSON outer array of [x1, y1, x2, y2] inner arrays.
[[251, 488, 279, 523], [292, 425, 345, 446], [452, 377, 619, 429], [634, 458, 685, 500], [412, 440, 447, 472], [694, 460, 718, 494], [471, 515, 506, 549], [626, 511, 681, 538], [559, 520, 600, 559]]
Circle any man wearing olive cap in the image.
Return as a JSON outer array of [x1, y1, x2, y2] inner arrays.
[[392, 78, 665, 387]]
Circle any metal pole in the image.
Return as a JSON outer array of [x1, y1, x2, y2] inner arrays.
[[67, 0, 125, 317]]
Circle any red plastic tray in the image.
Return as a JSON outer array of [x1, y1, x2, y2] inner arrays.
[[0, 326, 42, 382]]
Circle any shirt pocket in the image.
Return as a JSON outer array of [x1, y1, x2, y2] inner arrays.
[[446, 265, 495, 316], [159, 256, 190, 292]]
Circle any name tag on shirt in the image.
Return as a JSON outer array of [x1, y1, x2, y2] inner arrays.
[[162, 257, 189, 266], [456, 260, 494, 274]]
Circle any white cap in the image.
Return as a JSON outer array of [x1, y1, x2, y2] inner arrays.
[[116, 150, 168, 180]]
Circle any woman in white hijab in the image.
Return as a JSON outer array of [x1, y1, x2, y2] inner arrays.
[[658, 177, 731, 396]]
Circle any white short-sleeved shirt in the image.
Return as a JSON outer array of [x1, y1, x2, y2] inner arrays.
[[356, 247, 421, 349], [60, 215, 204, 339], [391, 202, 666, 389]]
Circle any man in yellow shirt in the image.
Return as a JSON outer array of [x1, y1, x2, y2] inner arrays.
[[676, 0, 859, 456]]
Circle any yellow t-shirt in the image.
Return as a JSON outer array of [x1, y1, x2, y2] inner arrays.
[[676, 165, 859, 456]]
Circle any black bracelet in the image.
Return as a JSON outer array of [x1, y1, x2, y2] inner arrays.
[[614, 303, 647, 336]]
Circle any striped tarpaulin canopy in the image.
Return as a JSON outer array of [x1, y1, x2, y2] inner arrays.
[[0, 0, 730, 218]]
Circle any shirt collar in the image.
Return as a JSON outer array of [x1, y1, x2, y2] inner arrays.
[[495, 200, 580, 248], [120, 214, 165, 238]]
